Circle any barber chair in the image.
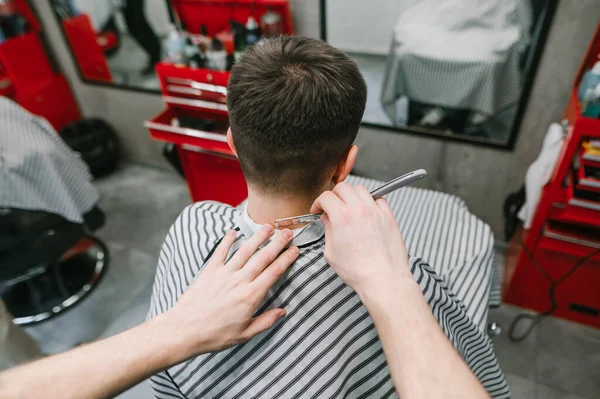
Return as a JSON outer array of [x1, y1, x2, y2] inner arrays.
[[0, 207, 109, 325]]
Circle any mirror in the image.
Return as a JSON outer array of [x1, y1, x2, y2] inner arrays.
[[51, 0, 172, 92], [321, 0, 558, 148]]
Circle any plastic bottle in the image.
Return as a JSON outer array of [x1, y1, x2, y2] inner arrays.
[[582, 83, 600, 118], [245, 16, 261, 46], [260, 7, 282, 37], [578, 61, 600, 106], [207, 38, 227, 71], [184, 37, 205, 68], [66, 0, 80, 16], [165, 24, 187, 65]]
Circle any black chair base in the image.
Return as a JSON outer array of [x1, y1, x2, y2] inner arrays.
[[1, 236, 109, 326]]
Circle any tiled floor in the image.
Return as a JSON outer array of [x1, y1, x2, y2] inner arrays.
[[25, 163, 190, 397], [23, 164, 600, 398]]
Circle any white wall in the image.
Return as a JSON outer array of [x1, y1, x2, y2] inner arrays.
[[73, 0, 170, 36], [144, 0, 171, 36], [326, 0, 417, 55]]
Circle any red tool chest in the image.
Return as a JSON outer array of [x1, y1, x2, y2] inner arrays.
[[146, 0, 294, 206], [0, 0, 81, 131], [61, 14, 114, 84], [504, 23, 600, 328]]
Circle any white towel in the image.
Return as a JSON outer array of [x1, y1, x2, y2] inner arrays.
[[518, 123, 564, 228]]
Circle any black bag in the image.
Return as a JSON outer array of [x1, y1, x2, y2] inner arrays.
[[60, 118, 120, 178]]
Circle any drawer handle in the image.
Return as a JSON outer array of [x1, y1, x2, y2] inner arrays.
[[544, 230, 600, 249], [163, 96, 228, 112], [568, 198, 600, 212], [144, 120, 228, 143], [579, 178, 600, 189], [165, 77, 227, 95], [181, 144, 237, 160], [167, 85, 203, 97]]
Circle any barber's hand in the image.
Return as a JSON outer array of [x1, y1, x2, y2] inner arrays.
[[163, 225, 298, 357], [310, 182, 410, 296]]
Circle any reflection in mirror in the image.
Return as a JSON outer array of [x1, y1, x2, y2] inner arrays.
[[323, 0, 557, 147], [51, 0, 170, 91]]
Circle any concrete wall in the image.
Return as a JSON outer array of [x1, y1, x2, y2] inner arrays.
[[326, 0, 415, 55], [32, 0, 600, 239]]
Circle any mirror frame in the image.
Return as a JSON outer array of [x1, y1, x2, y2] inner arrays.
[[50, 0, 175, 96], [319, 0, 560, 150]]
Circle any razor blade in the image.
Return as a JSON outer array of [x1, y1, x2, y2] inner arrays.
[[274, 169, 427, 228]]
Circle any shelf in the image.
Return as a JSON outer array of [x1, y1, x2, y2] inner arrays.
[[170, 0, 294, 36], [145, 107, 232, 155]]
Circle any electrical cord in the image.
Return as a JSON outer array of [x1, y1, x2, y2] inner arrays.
[[508, 234, 600, 342]]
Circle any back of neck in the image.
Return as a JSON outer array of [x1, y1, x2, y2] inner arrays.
[[246, 188, 316, 227]]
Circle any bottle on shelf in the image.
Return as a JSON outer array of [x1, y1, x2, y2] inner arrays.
[[245, 16, 261, 46], [184, 37, 205, 68], [207, 38, 227, 71], [578, 61, 600, 117], [165, 24, 187, 65], [260, 7, 282, 37]]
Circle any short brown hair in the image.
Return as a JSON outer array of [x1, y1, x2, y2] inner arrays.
[[227, 36, 367, 197]]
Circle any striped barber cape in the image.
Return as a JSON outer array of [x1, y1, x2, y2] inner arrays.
[[0, 97, 98, 223], [147, 176, 508, 398]]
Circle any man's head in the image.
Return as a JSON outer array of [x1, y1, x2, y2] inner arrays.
[[227, 36, 367, 199]]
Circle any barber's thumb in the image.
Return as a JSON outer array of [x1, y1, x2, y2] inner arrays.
[[243, 308, 286, 339]]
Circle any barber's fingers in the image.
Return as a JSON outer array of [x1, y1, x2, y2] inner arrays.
[[253, 245, 299, 290], [207, 230, 237, 267], [241, 229, 294, 280], [239, 308, 286, 342], [332, 182, 362, 206], [310, 190, 344, 215], [227, 224, 274, 270], [375, 198, 395, 220], [354, 185, 376, 205]]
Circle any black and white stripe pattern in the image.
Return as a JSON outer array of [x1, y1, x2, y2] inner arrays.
[[0, 98, 98, 222], [147, 176, 508, 398], [381, 0, 532, 121]]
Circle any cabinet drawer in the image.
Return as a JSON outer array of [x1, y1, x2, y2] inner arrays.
[[0, 33, 54, 89], [156, 63, 228, 115], [62, 15, 106, 65], [81, 58, 113, 83], [179, 145, 247, 206], [541, 219, 600, 259], [17, 76, 81, 131], [145, 107, 231, 154]]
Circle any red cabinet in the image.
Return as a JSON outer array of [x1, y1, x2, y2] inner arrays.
[[0, 0, 81, 131], [61, 14, 113, 84], [17, 76, 81, 133], [146, 0, 293, 206], [504, 23, 600, 328]]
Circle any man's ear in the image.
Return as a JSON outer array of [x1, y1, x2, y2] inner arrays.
[[226, 128, 238, 157], [333, 145, 358, 184]]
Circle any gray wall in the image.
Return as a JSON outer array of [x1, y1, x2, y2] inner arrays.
[[32, 0, 600, 239]]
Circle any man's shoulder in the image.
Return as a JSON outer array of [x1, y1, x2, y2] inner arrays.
[[150, 201, 240, 314], [170, 200, 239, 252], [182, 200, 238, 216], [174, 201, 239, 227]]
